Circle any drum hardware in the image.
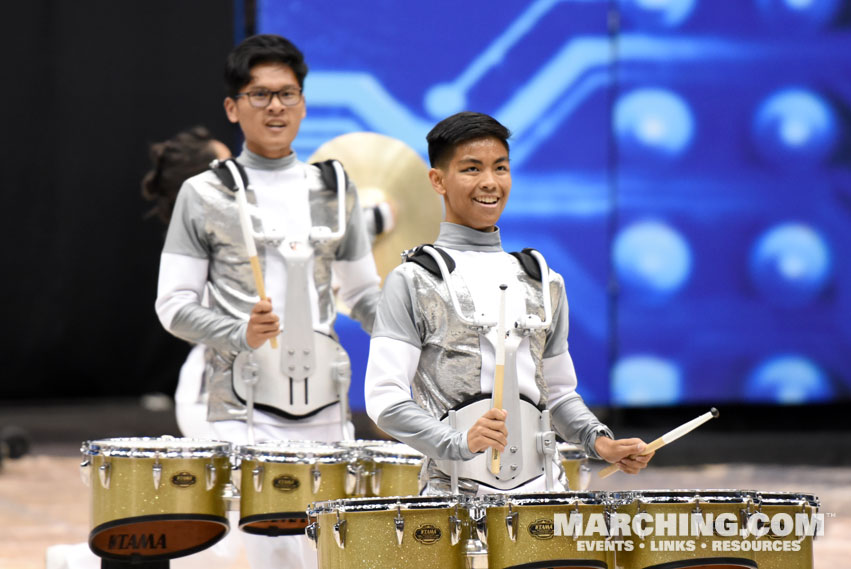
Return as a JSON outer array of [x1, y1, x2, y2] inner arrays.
[[394, 502, 405, 546], [152, 455, 162, 489], [98, 461, 110, 489], [240, 354, 259, 445], [333, 508, 347, 549], [462, 536, 488, 569], [205, 462, 216, 491], [305, 517, 319, 550], [448, 409, 459, 494], [449, 504, 463, 546], [252, 464, 263, 492], [311, 463, 322, 494], [536, 409, 556, 491], [472, 503, 488, 544], [505, 502, 518, 542]]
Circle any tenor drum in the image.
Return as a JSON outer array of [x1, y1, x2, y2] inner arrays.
[[308, 496, 468, 569], [746, 491, 819, 569], [614, 490, 757, 569], [362, 442, 424, 497], [80, 437, 231, 561], [479, 492, 613, 569], [237, 441, 348, 536], [557, 442, 591, 491]]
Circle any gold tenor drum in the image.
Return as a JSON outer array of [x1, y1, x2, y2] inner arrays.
[[613, 490, 758, 569], [80, 437, 231, 561], [746, 491, 819, 569], [362, 442, 424, 497], [557, 442, 591, 491], [308, 496, 468, 569], [478, 492, 613, 569], [237, 441, 348, 536]]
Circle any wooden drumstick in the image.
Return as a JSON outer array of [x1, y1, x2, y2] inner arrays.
[[598, 407, 719, 479], [489, 284, 508, 475], [226, 160, 278, 349]]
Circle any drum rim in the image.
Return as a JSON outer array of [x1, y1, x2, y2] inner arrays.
[[309, 494, 465, 513], [481, 491, 608, 506], [81, 437, 231, 458], [236, 440, 348, 462]]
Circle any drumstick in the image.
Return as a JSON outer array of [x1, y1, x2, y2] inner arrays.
[[225, 160, 278, 349], [599, 407, 719, 479], [489, 284, 508, 475]]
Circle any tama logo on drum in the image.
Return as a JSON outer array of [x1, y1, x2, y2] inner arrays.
[[107, 533, 167, 550], [528, 518, 555, 540], [171, 472, 197, 487], [273, 475, 300, 492], [414, 524, 442, 544]]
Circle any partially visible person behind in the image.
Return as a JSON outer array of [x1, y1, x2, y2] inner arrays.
[[142, 126, 231, 224], [142, 126, 232, 440]]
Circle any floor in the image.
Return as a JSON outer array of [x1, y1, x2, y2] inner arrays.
[[1, 453, 848, 569]]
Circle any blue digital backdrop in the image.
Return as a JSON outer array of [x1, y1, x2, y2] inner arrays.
[[258, 0, 851, 410]]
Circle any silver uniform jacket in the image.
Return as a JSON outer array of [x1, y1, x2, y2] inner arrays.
[[160, 151, 377, 422], [366, 222, 612, 487]]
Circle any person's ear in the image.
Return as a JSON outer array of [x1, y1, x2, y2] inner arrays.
[[224, 97, 239, 124], [428, 167, 446, 196]]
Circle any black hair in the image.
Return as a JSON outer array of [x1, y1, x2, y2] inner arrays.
[[426, 111, 511, 168], [224, 34, 308, 97], [141, 127, 221, 224]]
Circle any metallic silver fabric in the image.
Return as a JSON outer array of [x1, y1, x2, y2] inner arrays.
[[165, 156, 370, 422]]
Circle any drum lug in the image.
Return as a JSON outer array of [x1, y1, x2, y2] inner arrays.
[[79, 459, 91, 487], [370, 466, 382, 495], [473, 507, 487, 544], [505, 504, 518, 542], [98, 462, 111, 489], [311, 465, 321, 494], [206, 463, 217, 491], [334, 514, 347, 549], [345, 464, 358, 496], [152, 460, 162, 490], [306, 520, 319, 550], [253, 465, 264, 493], [449, 506, 462, 546], [394, 505, 405, 546]]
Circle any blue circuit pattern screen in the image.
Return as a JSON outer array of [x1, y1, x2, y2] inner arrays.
[[259, 0, 851, 408]]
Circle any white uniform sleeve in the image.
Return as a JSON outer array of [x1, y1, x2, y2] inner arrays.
[[364, 336, 420, 422]]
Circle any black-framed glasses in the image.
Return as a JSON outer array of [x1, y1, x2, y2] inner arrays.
[[234, 87, 303, 108]]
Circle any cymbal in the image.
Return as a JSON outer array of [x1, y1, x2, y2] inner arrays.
[[309, 132, 443, 284]]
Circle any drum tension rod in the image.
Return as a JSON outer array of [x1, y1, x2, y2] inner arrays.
[[505, 502, 518, 542], [394, 503, 405, 546], [333, 510, 347, 549], [152, 454, 162, 490]]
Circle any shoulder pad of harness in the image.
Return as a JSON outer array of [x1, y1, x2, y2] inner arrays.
[[404, 245, 455, 278], [311, 159, 347, 192], [210, 158, 250, 193], [509, 248, 543, 281]]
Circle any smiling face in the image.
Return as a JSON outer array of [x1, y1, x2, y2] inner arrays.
[[428, 136, 511, 232], [223, 62, 305, 159]]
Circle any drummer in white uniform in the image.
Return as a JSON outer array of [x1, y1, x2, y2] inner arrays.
[[364, 112, 654, 495]]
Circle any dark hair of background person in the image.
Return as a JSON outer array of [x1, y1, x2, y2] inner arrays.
[[426, 111, 512, 168], [141, 127, 220, 224], [224, 33, 308, 97]]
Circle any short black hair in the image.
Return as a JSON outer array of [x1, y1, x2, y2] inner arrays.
[[224, 34, 308, 98], [426, 111, 511, 168]]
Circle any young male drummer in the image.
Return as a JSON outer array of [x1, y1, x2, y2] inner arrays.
[[155, 34, 381, 567], [364, 112, 654, 495]]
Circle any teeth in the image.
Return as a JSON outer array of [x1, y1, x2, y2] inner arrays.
[[474, 197, 498, 204]]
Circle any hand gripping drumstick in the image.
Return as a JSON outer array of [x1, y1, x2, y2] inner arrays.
[[598, 407, 719, 479], [224, 160, 278, 349], [489, 284, 508, 475]]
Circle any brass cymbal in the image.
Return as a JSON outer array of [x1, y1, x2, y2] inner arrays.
[[309, 132, 443, 284]]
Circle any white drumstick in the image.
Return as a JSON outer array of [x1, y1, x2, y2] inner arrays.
[[599, 407, 719, 478]]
